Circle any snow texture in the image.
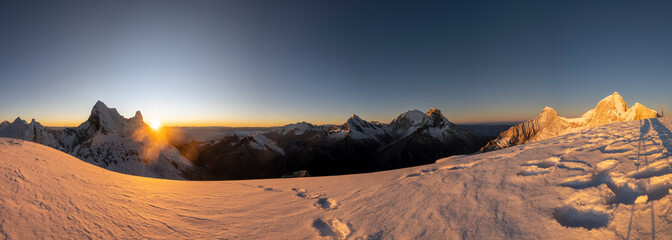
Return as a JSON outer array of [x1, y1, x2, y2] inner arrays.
[[3, 116, 672, 239]]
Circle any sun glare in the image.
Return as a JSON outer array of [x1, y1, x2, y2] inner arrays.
[[150, 120, 161, 130]]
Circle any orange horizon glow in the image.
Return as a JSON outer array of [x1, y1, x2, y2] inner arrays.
[[26, 110, 550, 128], [37, 117, 532, 128]]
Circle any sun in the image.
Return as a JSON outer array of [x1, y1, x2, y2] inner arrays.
[[150, 120, 161, 130]]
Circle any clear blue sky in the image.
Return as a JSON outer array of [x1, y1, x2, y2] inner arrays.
[[1, 0, 671, 126]]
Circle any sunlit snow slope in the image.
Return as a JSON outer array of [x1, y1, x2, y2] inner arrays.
[[2, 118, 672, 239]]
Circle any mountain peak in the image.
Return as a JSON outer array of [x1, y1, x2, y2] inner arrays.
[[277, 121, 318, 135], [28, 119, 45, 128], [402, 109, 424, 115], [425, 108, 449, 122], [91, 101, 120, 115], [11, 117, 28, 125], [391, 110, 425, 125], [125, 111, 145, 128], [93, 100, 107, 109], [596, 92, 627, 114], [133, 111, 143, 121], [631, 102, 643, 108], [13, 117, 23, 124], [88, 101, 124, 133], [622, 102, 659, 121], [541, 106, 557, 114], [427, 108, 441, 115], [586, 92, 628, 127], [421, 108, 456, 130], [346, 114, 368, 128], [538, 106, 559, 122]]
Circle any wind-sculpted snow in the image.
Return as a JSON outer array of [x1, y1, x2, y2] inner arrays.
[[2, 117, 672, 239]]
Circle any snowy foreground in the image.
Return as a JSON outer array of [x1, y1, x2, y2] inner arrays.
[[2, 118, 672, 239]]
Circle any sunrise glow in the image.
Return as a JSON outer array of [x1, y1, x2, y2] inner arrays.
[[150, 120, 161, 130]]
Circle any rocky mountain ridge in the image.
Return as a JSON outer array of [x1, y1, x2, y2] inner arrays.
[[1, 101, 194, 179], [481, 92, 659, 152], [180, 108, 490, 179]]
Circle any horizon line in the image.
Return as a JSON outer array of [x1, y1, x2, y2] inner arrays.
[[40, 120, 526, 128]]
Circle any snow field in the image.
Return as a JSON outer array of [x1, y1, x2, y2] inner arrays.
[[2, 117, 672, 239]]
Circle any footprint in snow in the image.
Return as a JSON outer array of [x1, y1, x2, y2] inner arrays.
[[518, 156, 590, 176], [553, 203, 609, 230], [291, 188, 323, 199], [401, 161, 482, 180], [312, 218, 352, 240], [257, 185, 281, 192], [290, 188, 339, 211], [313, 197, 339, 210]]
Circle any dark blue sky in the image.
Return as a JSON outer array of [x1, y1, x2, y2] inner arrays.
[[1, 1, 671, 126]]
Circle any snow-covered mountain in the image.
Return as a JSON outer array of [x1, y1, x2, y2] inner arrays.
[[388, 109, 426, 137], [0, 117, 59, 147], [1, 101, 195, 180], [329, 114, 390, 143], [274, 121, 326, 135], [182, 108, 488, 179], [482, 92, 659, 152], [2, 103, 485, 180], [56, 101, 194, 179], [373, 108, 488, 169], [3, 117, 672, 239]]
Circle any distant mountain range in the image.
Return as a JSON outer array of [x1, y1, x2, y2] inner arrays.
[[178, 108, 490, 179], [481, 92, 659, 152], [0, 102, 490, 180], [161, 126, 274, 146], [0, 92, 660, 180]]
